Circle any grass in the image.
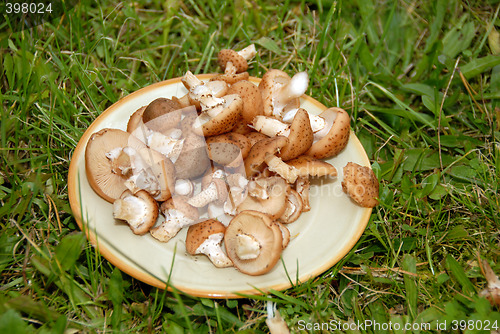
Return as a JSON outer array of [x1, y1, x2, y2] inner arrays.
[[1, 0, 500, 332]]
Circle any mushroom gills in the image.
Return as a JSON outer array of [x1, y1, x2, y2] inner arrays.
[[113, 195, 150, 229]]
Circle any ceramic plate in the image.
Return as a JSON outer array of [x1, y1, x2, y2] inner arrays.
[[68, 74, 373, 298]]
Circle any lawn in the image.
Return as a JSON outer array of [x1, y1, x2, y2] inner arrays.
[[1, 0, 500, 332]]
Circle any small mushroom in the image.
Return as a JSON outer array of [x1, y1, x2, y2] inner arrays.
[[237, 176, 289, 219], [341, 162, 379, 208], [479, 259, 500, 307], [224, 210, 284, 276], [149, 196, 199, 242], [187, 178, 228, 208], [263, 153, 300, 184], [279, 189, 303, 224], [244, 136, 288, 177], [286, 155, 337, 178], [227, 80, 264, 124], [305, 107, 351, 159], [217, 44, 256, 73], [141, 97, 182, 134], [294, 177, 310, 212], [266, 301, 290, 334], [85, 128, 148, 203], [173, 131, 210, 179], [113, 190, 159, 235], [253, 108, 314, 161], [205, 132, 251, 167], [259, 70, 309, 118], [192, 94, 243, 137], [185, 219, 233, 268], [182, 71, 229, 111]]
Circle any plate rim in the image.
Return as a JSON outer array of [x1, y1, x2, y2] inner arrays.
[[68, 74, 373, 298]]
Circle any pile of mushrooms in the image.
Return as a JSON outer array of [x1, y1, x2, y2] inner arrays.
[[84, 45, 379, 276]]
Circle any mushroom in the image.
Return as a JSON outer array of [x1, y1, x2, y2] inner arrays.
[[185, 219, 233, 268], [245, 131, 269, 147], [205, 132, 251, 167], [253, 108, 313, 161], [127, 106, 150, 143], [305, 107, 351, 159], [192, 94, 243, 137], [181, 71, 228, 111], [279, 189, 303, 224], [259, 70, 309, 118], [224, 210, 284, 276], [85, 128, 148, 203], [479, 259, 500, 307], [294, 177, 310, 212], [113, 190, 159, 235], [266, 301, 290, 334], [341, 162, 379, 208], [244, 136, 288, 178], [124, 147, 176, 202], [237, 176, 289, 219], [173, 131, 210, 180], [141, 97, 182, 134], [286, 155, 337, 178], [263, 153, 300, 184], [187, 178, 228, 208], [227, 80, 264, 124], [149, 196, 199, 242], [174, 179, 194, 197], [217, 44, 256, 73]]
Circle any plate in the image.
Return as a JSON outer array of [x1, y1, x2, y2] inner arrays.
[[68, 74, 373, 298]]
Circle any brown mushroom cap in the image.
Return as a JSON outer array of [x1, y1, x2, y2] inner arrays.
[[113, 189, 159, 235], [185, 219, 226, 255], [218, 49, 249, 73], [227, 80, 264, 124], [306, 107, 351, 159], [278, 108, 314, 161], [341, 162, 379, 208], [206, 132, 251, 166], [259, 69, 291, 117], [85, 128, 147, 203], [224, 210, 283, 276], [244, 136, 289, 177], [245, 131, 269, 147], [192, 94, 243, 137], [126, 106, 149, 143], [287, 155, 337, 178], [142, 98, 182, 133], [236, 176, 289, 219], [174, 132, 210, 180]]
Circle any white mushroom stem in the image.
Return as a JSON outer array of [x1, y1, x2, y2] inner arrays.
[[237, 44, 257, 60], [253, 116, 290, 137], [113, 196, 150, 229], [187, 182, 221, 207], [224, 61, 237, 75], [124, 168, 160, 197], [272, 72, 309, 117], [282, 108, 326, 133], [174, 179, 194, 196], [264, 154, 300, 184], [266, 301, 290, 334], [195, 233, 233, 268], [150, 209, 195, 242], [235, 233, 261, 260], [182, 70, 203, 90]]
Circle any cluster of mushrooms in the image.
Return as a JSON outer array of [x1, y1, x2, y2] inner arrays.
[[84, 45, 379, 276]]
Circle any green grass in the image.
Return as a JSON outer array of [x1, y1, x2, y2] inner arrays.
[[1, 0, 500, 332]]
